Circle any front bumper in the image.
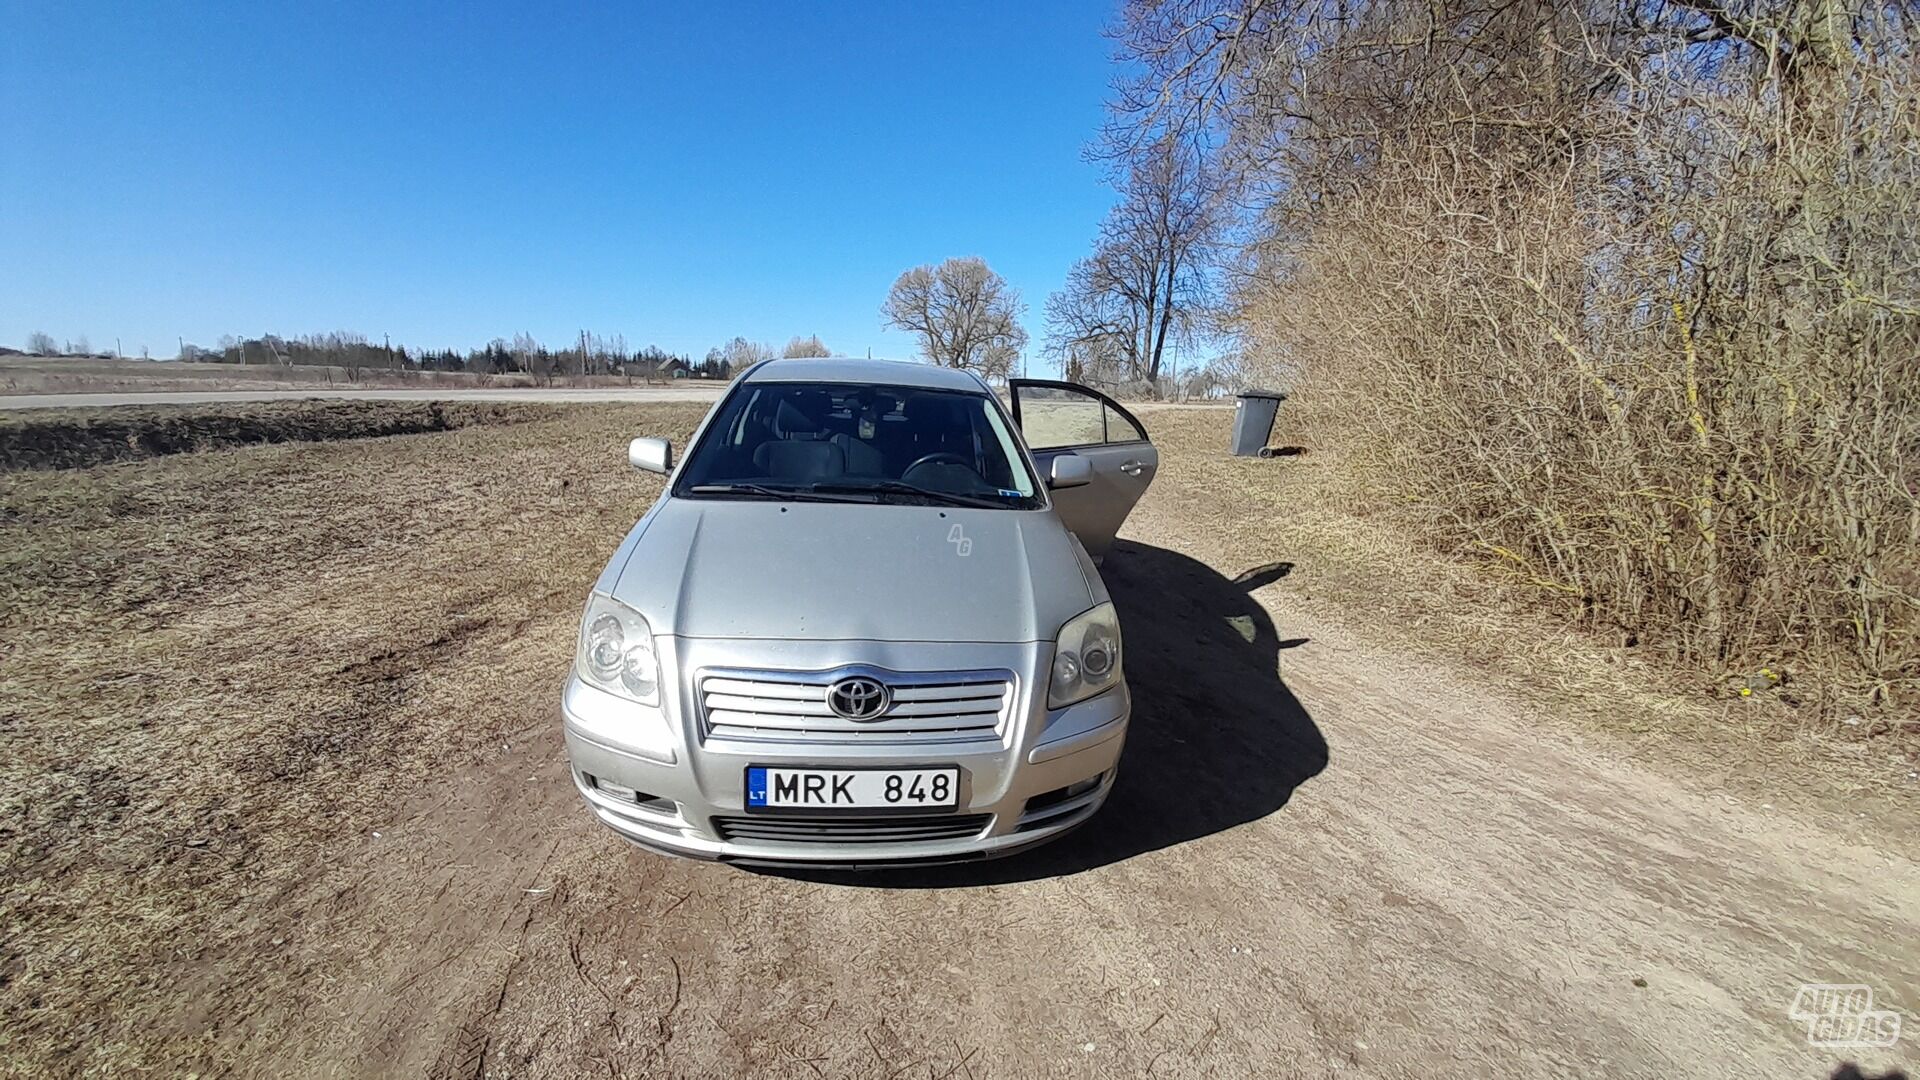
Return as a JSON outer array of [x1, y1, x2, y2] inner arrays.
[[559, 639, 1128, 867]]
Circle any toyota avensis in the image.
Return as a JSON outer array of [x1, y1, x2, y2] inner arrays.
[[561, 357, 1158, 866]]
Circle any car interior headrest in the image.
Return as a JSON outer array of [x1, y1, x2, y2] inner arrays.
[[774, 392, 831, 438]]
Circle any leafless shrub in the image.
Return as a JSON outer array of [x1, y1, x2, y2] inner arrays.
[[511, 331, 550, 386], [1116, 0, 1920, 714], [718, 336, 777, 377], [1045, 139, 1221, 394], [782, 335, 832, 358]]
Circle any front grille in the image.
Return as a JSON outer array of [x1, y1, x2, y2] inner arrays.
[[712, 813, 992, 845], [699, 667, 1013, 745]]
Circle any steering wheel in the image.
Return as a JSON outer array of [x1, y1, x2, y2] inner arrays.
[[902, 452, 972, 474]]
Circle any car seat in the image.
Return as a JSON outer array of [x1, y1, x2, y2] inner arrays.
[[752, 389, 846, 481]]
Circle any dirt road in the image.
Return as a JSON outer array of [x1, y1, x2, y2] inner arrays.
[[4, 404, 1912, 1078], [266, 456, 1915, 1078]]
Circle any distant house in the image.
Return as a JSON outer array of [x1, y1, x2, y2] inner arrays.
[[621, 356, 689, 380]]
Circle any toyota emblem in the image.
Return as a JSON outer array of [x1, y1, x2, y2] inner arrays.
[[826, 676, 891, 721]]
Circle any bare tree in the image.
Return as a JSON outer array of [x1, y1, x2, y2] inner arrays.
[[512, 331, 550, 386], [781, 334, 832, 358], [467, 338, 504, 376], [719, 336, 776, 378], [881, 257, 1028, 378], [25, 331, 57, 356], [1047, 141, 1219, 396]]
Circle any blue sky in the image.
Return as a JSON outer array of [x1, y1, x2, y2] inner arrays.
[[2, 2, 1123, 372]]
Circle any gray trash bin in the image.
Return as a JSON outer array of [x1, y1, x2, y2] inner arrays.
[[1230, 389, 1287, 456]]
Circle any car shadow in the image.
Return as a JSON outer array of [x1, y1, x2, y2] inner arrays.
[[772, 538, 1329, 887]]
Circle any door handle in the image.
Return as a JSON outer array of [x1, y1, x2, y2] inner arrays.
[[1120, 460, 1144, 476]]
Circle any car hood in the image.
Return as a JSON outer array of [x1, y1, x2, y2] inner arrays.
[[606, 497, 1095, 643]]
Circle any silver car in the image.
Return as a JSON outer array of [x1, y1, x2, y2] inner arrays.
[[561, 357, 1158, 866]]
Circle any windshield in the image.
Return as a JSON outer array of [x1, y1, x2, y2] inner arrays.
[[673, 381, 1041, 508]]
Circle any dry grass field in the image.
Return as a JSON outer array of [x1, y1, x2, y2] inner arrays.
[[0, 400, 553, 471], [0, 402, 707, 1072], [0, 357, 526, 396], [1, 402, 1913, 1078], [0, 357, 699, 398]]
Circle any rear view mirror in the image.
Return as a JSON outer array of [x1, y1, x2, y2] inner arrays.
[[628, 437, 672, 474], [1048, 454, 1092, 489]]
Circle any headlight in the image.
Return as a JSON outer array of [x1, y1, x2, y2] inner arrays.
[[1049, 601, 1121, 709], [575, 593, 661, 706]]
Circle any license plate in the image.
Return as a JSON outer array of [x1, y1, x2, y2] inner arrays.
[[744, 766, 960, 813]]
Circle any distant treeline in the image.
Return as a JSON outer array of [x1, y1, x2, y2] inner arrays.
[[181, 331, 727, 381]]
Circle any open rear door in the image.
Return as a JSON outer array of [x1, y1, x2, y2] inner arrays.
[[1009, 380, 1158, 562]]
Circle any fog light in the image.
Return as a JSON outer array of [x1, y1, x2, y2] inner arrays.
[[593, 777, 639, 803]]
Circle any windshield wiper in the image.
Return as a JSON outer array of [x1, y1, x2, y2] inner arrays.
[[806, 480, 1012, 510], [685, 483, 876, 503]]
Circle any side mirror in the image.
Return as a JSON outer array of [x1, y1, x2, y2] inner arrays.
[[628, 437, 672, 474], [1048, 454, 1092, 490]]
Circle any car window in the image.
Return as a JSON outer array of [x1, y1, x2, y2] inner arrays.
[[675, 382, 1039, 505], [1104, 403, 1147, 443], [1016, 384, 1150, 449], [1017, 385, 1106, 450]]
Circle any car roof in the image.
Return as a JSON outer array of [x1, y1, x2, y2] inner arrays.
[[742, 357, 988, 393]]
